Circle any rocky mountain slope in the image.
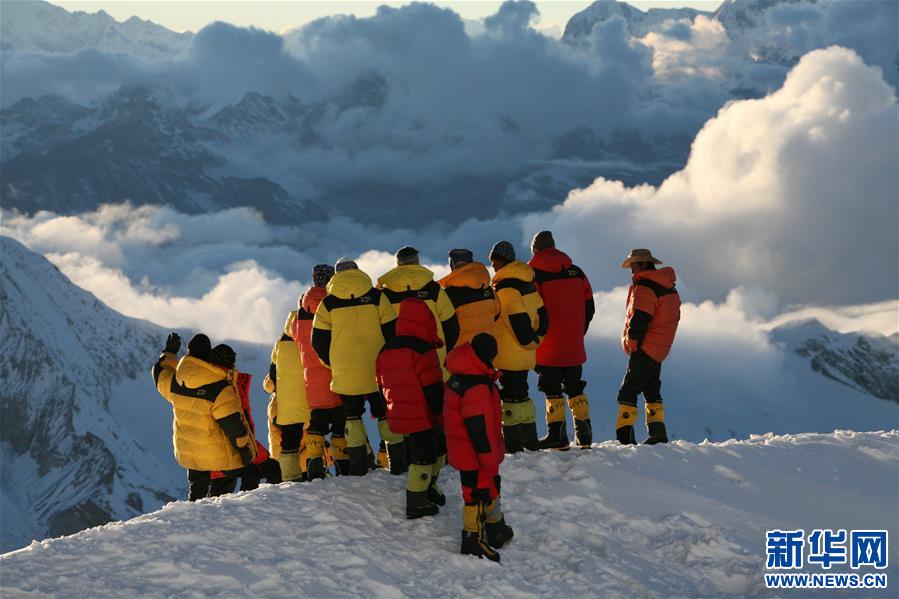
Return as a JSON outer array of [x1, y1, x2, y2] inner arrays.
[[0, 237, 269, 552]]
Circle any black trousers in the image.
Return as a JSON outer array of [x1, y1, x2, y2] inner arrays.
[[308, 406, 346, 437], [498, 370, 529, 401], [280, 423, 304, 454], [341, 392, 387, 419], [187, 469, 237, 501], [616, 350, 662, 406], [407, 429, 438, 465], [535, 365, 586, 397], [239, 458, 283, 491]]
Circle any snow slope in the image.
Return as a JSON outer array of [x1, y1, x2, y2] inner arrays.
[[2, 431, 897, 597]]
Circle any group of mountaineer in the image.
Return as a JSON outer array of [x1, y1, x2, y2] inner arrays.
[[152, 232, 681, 562]]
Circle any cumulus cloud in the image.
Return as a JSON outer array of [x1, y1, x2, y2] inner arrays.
[[523, 47, 898, 306]]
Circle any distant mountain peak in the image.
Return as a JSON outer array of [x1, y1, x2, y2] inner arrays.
[[0, 0, 192, 59], [562, 0, 711, 48]]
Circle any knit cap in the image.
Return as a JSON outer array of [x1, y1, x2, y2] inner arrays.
[[448, 248, 474, 269], [489, 241, 515, 262], [210, 344, 236, 369], [312, 263, 335, 287], [395, 246, 420, 265], [335, 258, 359, 272]]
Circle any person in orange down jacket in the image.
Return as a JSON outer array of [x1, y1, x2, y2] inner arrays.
[[617, 249, 681, 445], [376, 298, 447, 519], [439, 248, 501, 346], [528, 231, 595, 450], [291, 264, 350, 478], [444, 334, 514, 562]]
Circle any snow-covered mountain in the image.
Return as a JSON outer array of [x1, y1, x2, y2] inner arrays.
[[2, 431, 897, 596], [0, 0, 192, 59], [0, 237, 270, 553], [0, 84, 685, 226], [562, 0, 712, 48], [771, 319, 899, 404], [0, 86, 321, 222]]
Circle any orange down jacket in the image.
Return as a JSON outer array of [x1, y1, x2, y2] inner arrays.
[[438, 262, 501, 346], [291, 286, 342, 410], [622, 267, 681, 363]]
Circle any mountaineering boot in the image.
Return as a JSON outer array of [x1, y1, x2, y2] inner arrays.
[[366, 438, 377, 471], [278, 450, 302, 482], [427, 455, 446, 506], [568, 394, 593, 448], [538, 396, 570, 450], [305, 434, 326, 480], [643, 402, 669, 445], [615, 404, 637, 445], [378, 418, 408, 474], [484, 499, 514, 549], [460, 504, 500, 562], [376, 441, 389, 470], [406, 463, 439, 519], [331, 435, 350, 476], [344, 417, 369, 475], [406, 491, 440, 519], [520, 399, 539, 451]]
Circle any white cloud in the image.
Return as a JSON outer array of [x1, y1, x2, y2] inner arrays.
[[523, 47, 898, 307]]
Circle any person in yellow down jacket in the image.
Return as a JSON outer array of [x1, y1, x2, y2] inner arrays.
[[438, 248, 501, 346], [267, 311, 312, 482], [488, 241, 548, 453], [377, 246, 459, 475], [152, 333, 257, 501], [312, 258, 398, 476]]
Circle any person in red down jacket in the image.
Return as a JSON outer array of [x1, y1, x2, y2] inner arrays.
[[291, 264, 350, 479], [444, 334, 514, 562], [528, 231, 595, 450], [617, 249, 681, 445], [210, 344, 282, 492], [376, 298, 447, 519]]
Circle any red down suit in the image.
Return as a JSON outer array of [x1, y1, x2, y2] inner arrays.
[[376, 298, 445, 435], [443, 343, 504, 478], [529, 248, 594, 367]]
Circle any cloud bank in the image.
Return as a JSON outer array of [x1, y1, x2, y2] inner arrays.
[[522, 46, 898, 306], [4, 47, 896, 346]]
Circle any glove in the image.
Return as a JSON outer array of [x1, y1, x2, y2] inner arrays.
[[238, 446, 253, 466], [164, 332, 181, 354]]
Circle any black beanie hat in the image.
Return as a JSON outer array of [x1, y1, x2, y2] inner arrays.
[[312, 263, 335, 288], [448, 248, 474, 269], [471, 333, 498, 367], [395, 245, 420, 265], [187, 334, 212, 361], [210, 344, 236, 369], [489, 240, 515, 263]]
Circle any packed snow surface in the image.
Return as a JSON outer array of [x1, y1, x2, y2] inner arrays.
[[3, 430, 897, 597]]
